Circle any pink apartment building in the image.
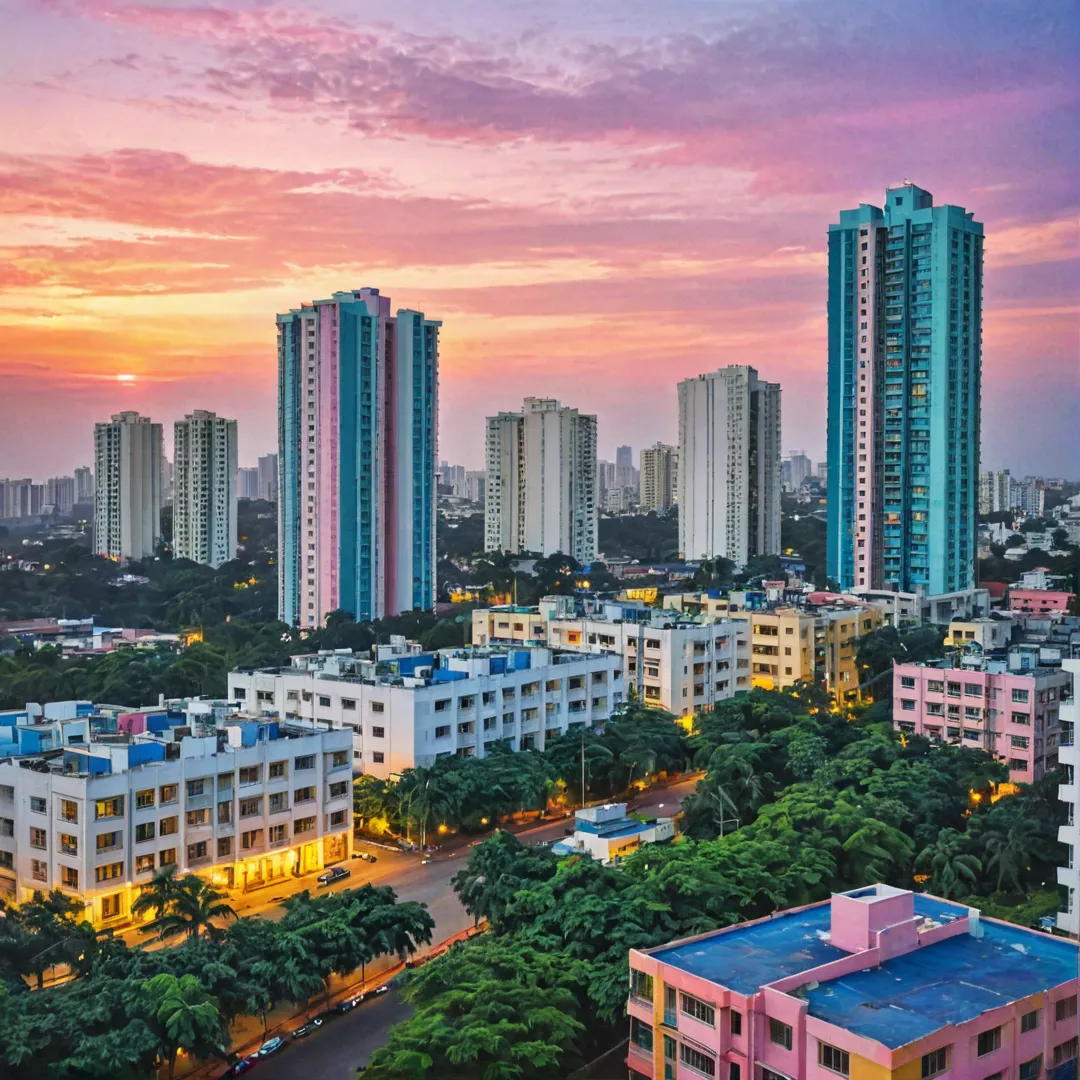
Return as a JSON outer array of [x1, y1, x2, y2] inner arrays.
[[892, 657, 1070, 784], [628, 884, 1079, 1080], [1008, 590, 1075, 616]]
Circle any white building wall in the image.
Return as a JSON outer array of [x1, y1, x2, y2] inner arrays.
[[229, 651, 623, 780], [93, 412, 163, 561], [1057, 658, 1079, 936]]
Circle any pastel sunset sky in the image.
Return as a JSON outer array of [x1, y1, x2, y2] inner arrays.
[[1, 0, 1077, 479]]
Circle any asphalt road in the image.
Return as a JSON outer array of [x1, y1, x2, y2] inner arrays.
[[244, 990, 411, 1080]]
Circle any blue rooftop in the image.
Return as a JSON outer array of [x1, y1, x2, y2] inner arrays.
[[652, 901, 845, 995], [803, 916, 1079, 1050]]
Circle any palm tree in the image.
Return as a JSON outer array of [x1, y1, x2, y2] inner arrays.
[[141, 973, 227, 1080], [151, 874, 236, 941], [914, 829, 982, 899], [841, 817, 915, 885], [131, 865, 181, 924], [982, 815, 1045, 893]]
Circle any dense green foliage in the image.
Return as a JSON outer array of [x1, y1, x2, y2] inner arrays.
[[363, 687, 1065, 1080], [0, 882, 433, 1079], [853, 623, 948, 701]]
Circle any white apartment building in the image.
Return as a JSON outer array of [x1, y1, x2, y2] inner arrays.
[[639, 442, 677, 514], [75, 466, 94, 504], [0, 709, 352, 928], [230, 645, 623, 780], [678, 365, 781, 567], [1057, 658, 1079, 936], [979, 469, 1012, 515], [93, 411, 163, 561], [471, 600, 750, 720], [173, 410, 238, 568], [45, 476, 76, 516], [484, 397, 598, 563]]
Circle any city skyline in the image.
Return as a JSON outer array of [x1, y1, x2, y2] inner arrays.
[[2, 0, 1077, 479]]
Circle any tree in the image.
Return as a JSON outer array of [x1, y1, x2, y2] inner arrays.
[[140, 973, 227, 1080], [915, 829, 982, 899], [451, 831, 558, 931], [146, 874, 236, 941], [131, 866, 181, 926]]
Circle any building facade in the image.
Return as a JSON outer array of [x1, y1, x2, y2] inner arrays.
[[678, 365, 781, 567], [257, 453, 278, 502], [173, 410, 238, 569], [0, 704, 352, 927], [484, 397, 598, 563], [44, 476, 76, 516], [827, 183, 983, 596], [93, 411, 163, 561], [237, 467, 260, 500], [75, 466, 94, 504], [230, 644, 623, 780], [980, 469, 1012, 515], [640, 442, 677, 514], [1056, 658, 1078, 936], [277, 288, 440, 626], [893, 655, 1069, 783], [628, 884, 1078, 1080]]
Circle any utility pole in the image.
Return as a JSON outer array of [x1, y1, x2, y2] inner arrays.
[[580, 728, 586, 810]]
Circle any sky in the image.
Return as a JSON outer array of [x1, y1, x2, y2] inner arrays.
[[0, 0, 1077, 479]]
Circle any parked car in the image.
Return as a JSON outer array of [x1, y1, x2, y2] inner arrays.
[[337, 995, 363, 1013], [257, 1038, 284, 1057], [317, 866, 350, 887], [340, 985, 389, 1011], [224, 1055, 260, 1076], [292, 1018, 323, 1039]]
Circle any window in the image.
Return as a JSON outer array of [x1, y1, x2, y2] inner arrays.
[[268, 761, 287, 780], [435, 725, 451, 739], [978, 1028, 1001, 1057], [372, 726, 385, 739], [331, 751, 348, 768], [820, 1043, 850, 1076], [30, 796, 48, 815], [186, 808, 209, 827], [630, 1017, 653, 1053], [159, 815, 179, 835], [187, 841, 209, 862], [1021, 1010, 1040, 1033], [435, 699, 450, 712], [30, 858, 47, 881], [159, 848, 176, 867], [1019, 1057, 1041, 1080], [681, 993, 715, 1027], [730, 1010, 742, 1036], [1011, 711, 1030, 725], [341, 698, 356, 711], [371, 701, 385, 713], [135, 822, 155, 843], [1056, 996, 1077, 1022], [95, 861, 123, 883], [160, 784, 178, 804], [0, 851, 13, 871], [239, 766, 261, 785], [294, 754, 316, 772], [630, 969, 653, 1001], [240, 797, 263, 818], [96, 796, 125, 820], [679, 1044, 716, 1076], [1054, 1039, 1079, 1067], [770, 1018, 792, 1050], [922, 1047, 948, 1078], [901, 699, 916, 711], [96, 830, 121, 852], [29, 827, 47, 849], [101, 894, 122, 920], [269, 824, 286, 843], [59, 833, 78, 856], [294, 786, 315, 803], [1012, 689, 1030, 704], [269, 792, 289, 814], [318, 696, 331, 708], [135, 789, 155, 809], [217, 837, 232, 858], [294, 816, 316, 835], [329, 781, 348, 799], [901, 676, 916, 689], [372, 751, 385, 764], [135, 853, 155, 875], [330, 809, 348, 828], [730, 1065, 741, 1080], [241, 830, 263, 850]]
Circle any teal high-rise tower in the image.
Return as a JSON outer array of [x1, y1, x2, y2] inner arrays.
[[827, 183, 983, 595], [277, 288, 440, 627]]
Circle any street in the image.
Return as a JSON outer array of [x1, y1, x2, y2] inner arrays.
[[248, 990, 411, 1080]]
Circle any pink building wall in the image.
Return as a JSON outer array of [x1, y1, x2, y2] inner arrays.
[[1008, 589, 1074, 614], [892, 661, 1068, 783]]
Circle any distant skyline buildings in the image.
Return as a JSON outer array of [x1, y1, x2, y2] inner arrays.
[[639, 442, 677, 514], [172, 409, 238, 569], [826, 182, 983, 595], [678, 365, 782, 566], [277, 288, 440, 628], [484, 397, 598, 563]]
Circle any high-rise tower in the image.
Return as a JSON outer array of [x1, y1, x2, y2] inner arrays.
[[484, 398, 597, 563], [173, 410, 238, 568], [93, 411, 163, 561], [677, 366, 781, 566], [277, 288, 440, 626], [826, 183, 983, 594], [639, 442, 677, 513]]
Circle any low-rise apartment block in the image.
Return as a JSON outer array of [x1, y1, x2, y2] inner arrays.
[[628, 884, 1078, 1080], [551, 802, 674, 865], [0, 701, 352, 927], [229, 643, 624, 780], [893, 654, 1070, 783], [472, 598, 750, 719]]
